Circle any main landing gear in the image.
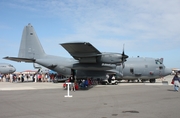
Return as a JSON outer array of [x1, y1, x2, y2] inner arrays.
[[140, 79, 156, 83], [149, 79, 156, 83]]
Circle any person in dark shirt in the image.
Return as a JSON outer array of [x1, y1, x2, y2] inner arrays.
[[172, 73, 180, 92], [69, 75, 75, 91]]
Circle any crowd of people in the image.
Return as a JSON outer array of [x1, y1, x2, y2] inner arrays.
[[1, 71, 179, 92], [63, 75, 99, 91], [0, 73, 58, 83]]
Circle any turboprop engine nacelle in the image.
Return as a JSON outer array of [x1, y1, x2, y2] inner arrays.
[[100, 53, 125, 64]]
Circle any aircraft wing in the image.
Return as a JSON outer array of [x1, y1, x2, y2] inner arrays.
[[60, 42, 102, 63], [3, 56, 35, 63]]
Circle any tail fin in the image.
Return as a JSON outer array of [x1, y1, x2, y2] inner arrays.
[[18, 23, 45, 59]]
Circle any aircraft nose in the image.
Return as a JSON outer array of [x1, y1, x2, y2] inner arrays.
[[12, 67, 16, 73], [164, 67, 171, 76]]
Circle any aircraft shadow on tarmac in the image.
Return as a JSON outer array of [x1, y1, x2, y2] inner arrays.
[[63, 84, 97, 91], [167, 89, 176, 91]]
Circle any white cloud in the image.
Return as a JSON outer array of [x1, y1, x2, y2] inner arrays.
[[60, 1, 179, 53], [3, 0, 180, 51]]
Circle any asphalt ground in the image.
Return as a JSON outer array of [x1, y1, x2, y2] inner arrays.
[[0, 75, 179, 118]]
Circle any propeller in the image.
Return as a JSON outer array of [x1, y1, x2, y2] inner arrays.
[[119, 44, 128, 77], [121, 44, 128, 64]]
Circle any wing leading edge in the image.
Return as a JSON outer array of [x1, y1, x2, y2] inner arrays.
[[3, 56, 35, 63], [60, 42, 102, 63]]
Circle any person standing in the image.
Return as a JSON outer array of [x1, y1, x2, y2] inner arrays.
[[33, 74, 37, 82], [10, 73, 13, 83], [172, 73, 180, 92], [26, 74, 29, 82], [0, 73, 2, 82], [45, 73, 48, 82], [6, 74, 10, 82], [21, 74, 24, 82], [69, 75, 75, 91]]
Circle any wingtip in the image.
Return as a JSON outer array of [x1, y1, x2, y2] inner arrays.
[[3, 56, 9, 59]]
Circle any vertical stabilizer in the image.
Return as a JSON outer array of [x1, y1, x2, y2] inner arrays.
[[18, 23, 45, 59]]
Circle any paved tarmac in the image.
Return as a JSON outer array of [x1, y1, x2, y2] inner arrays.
[[0, 75, 179, 118]]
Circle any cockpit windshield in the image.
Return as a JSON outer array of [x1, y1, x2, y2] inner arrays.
[[155, 60, 162, 65], [8, 64, 13, 67]]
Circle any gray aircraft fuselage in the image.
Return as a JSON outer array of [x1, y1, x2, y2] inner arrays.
[[0, 63, 16, 74], [35, 54, 171, 82]]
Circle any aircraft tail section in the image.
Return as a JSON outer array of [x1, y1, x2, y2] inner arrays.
[[18, 23, 45, 59]]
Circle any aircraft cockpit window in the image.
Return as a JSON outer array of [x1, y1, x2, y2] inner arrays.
[[8, 65, 13, 67], [155, 60, 162, 65], [30, 33, 33, 35]]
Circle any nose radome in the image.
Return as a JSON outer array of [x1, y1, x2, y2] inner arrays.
[[12, 67, 16, 72], [164, 68, 171, 76]]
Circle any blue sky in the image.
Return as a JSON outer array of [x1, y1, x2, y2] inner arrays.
[[0, 0, 180, 72]]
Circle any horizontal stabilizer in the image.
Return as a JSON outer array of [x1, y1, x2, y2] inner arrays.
[[3, 56, 35, 63]]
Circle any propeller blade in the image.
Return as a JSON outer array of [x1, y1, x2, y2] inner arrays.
[[119, 44, 128, 77], [121, 44, 128, 66]]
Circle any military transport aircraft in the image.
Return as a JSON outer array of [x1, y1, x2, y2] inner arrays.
[[0, 63, 16, 74], [3, 23, 171, 83]]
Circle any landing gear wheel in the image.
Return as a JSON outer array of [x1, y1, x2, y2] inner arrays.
[[141, 79, 145, 83], [149, 79, 155, 83]]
